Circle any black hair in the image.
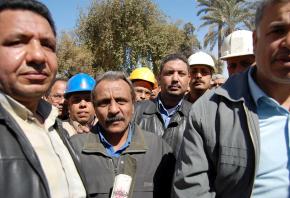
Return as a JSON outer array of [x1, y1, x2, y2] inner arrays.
[[0, 0, 56, 36], [160, 53, 189, 73]]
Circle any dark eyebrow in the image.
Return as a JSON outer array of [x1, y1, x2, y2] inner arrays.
[[269, 21, 288, 29]]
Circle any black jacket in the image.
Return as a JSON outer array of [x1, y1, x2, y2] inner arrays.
[[0, 101, 87, 198], [70, 123, 175, 198], [133, 98, 192, 157]]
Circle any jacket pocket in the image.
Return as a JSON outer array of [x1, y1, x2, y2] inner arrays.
[[219, 146, 247, 167]]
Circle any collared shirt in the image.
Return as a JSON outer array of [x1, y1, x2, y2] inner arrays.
[[248, 68, 290, 198], [63, 117, 98, 137], [158, 97, 183, 128], [98, 124, 132, 157], [0, 92, 86, 198]]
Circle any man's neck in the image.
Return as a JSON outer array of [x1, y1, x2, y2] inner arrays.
[[159, 93, 183, 108], [255, 73, 290, 111], [188, 90, 206, 103], [104, 128, 129, 151]]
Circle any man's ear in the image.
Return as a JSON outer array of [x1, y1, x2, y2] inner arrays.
[[253, 30, 257, 55]]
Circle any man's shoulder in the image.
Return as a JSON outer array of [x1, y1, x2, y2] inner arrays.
[[135, 99, 156, 108], [70, 132, 93, 149], [139, 127, 172, 152], [180, 99, 192, 113], [134, 99, 158, 116]]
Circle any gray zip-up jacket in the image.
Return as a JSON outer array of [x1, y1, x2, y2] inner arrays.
[[70, 123, 175, 198], [173, 69, 260, 198]]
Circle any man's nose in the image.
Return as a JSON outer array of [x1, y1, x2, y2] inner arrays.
[[79, 99, 87, 107], [172, 72, 179, 81], [26, 40, 46, 66], [282, 30, 290, 49], [108, 100, 119, 114]]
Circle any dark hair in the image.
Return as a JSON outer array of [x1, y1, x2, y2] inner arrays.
[[160, 53, 189, 73], [0, 0, 56, 36], [92, 71, 136, 106], [255, 0, 289, 29], [45, 78, 67, 97]]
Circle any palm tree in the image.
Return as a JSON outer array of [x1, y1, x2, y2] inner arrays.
[[196, 0, 250, 59], [243, 0, 260, 30]]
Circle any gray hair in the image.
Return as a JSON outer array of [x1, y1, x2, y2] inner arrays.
[[91, 71, 136, 106], [212, 74, 226, 81], [255, 0, 289, 29]]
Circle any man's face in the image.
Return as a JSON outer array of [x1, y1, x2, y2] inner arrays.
[[93, 79, 133, 135], [190, 65, 212, 92], [46, 80, 67, 116], [212, 78, 226, 88], [226, 55, 255, 76], [132, 80, 152, 101], [253, 2, 290, 86], [67, 92, 95, 125], [0, 10, 57, 105], [159, 59, 190, 98]]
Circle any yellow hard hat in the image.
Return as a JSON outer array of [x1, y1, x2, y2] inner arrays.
[[129, 67, 156, 85]]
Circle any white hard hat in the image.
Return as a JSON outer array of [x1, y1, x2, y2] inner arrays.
[[188, 51, 215, 70], [221, 30, 254, 60]]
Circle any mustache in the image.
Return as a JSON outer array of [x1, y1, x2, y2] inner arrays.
[[193, 79, 204, 84], [105, 116, 125, 123], [271, 49, 290, 63]]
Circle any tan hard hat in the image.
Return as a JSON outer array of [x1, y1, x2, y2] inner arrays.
[[221, 30, 254, 60], [188, 51, 215, 70]]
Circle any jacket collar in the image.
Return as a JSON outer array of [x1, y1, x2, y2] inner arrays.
[[82, 123, 148, 156], [142, 96, 188, 117], [215, 67, 253, 101], [214, 67, 257, 112]]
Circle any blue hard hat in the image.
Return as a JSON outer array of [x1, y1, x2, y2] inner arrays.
[[65, 73, 95, 96]]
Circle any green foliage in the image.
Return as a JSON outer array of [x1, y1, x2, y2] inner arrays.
[[75, 0, 200, 74], [56, 31, 96, 78]]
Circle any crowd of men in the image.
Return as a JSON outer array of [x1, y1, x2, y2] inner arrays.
[[0, 0, 289, 197]]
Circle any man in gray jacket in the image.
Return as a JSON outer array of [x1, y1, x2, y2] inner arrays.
[[70, 71, 175, 198], [173, 0, 290, 197]]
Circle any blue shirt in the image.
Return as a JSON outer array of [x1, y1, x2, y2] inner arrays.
[[98, 125, 132, 158], [158, 97, 183, 128], [248, 68, 290, 198]]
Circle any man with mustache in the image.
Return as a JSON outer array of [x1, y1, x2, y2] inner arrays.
[[173, 0, 290, 197], [0, 0, 86, 197], [186, 51, 216, 103], [134, 53, 191, 157], [70, 71, 175, 197], [63, 73, 97, 136]]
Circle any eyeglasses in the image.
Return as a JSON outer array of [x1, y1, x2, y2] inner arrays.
[[190, 68, 212, 76], [50, 94, 64, 101], [228, 60, 252, 69]]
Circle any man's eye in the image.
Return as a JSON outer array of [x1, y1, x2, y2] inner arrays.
[[4, 40, 23, 46], [41, 41, 56, 52], [270, 27, 286, 35]]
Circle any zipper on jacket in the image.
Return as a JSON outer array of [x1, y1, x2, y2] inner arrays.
[[243, 103, 257, 197], [110, 158, 119, 176]]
